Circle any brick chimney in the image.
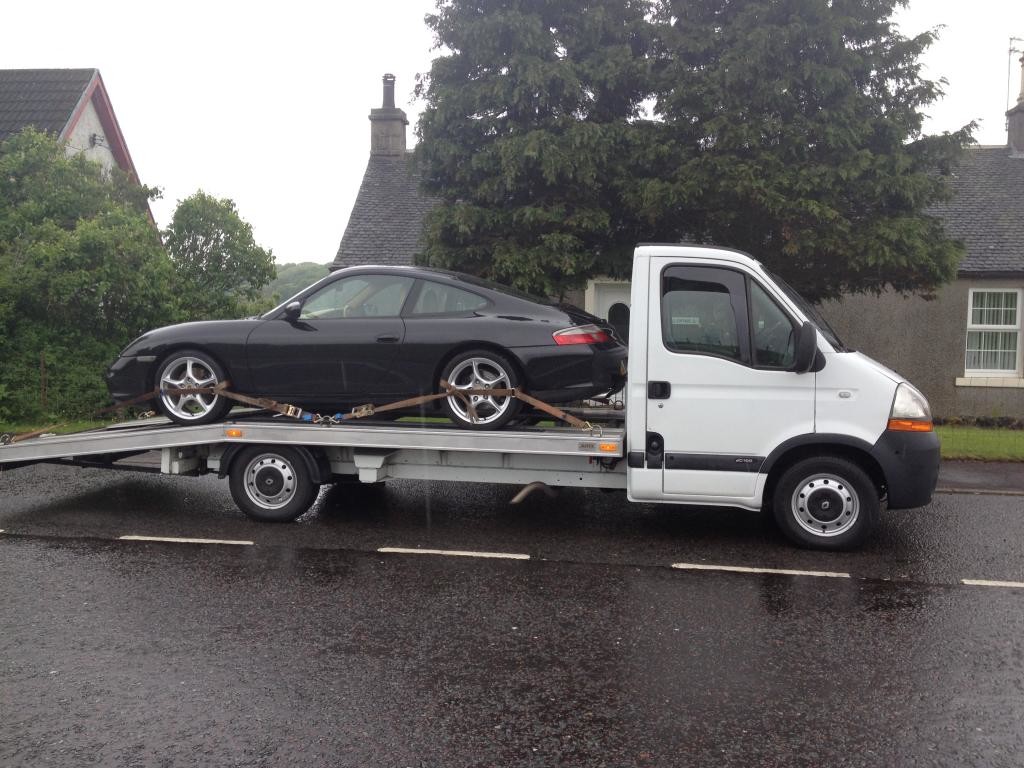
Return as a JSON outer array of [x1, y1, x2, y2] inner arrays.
[[369, 73, 408, 156], [1009, 53, 1024, 157]]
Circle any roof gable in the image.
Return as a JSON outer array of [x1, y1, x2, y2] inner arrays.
[[0, 68, 139, 182], [332, 152, 439, 270], [0, 68, 97, 142]]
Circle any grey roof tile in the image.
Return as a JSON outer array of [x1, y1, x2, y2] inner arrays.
[[332, 152, 440, 270], [0, 68, 96, 142], [932, 146, 1024, 276]]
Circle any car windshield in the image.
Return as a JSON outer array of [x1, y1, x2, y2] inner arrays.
[[767, 271, 848, 351], [259, 271, 338, 319]]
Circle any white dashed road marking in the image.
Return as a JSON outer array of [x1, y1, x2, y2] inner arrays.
[[119, 535, 254, 546], [378, 547, 530, 560], [5, 530, 1024, 589], [962, 579, 1024, 589], [672, 562, 851, 579]]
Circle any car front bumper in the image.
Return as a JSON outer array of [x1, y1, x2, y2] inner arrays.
[[106, 355, 155, 405]]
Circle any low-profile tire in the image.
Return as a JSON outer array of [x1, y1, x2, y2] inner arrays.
[[772, 456, 879, 550], [155, 349, 231, 426], [440, 349, 522, 430], [228, 445, 319, 522]]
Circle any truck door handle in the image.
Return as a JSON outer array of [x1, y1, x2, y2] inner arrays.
[[648, 381, 671, 399], [376, 334, 400, 343]]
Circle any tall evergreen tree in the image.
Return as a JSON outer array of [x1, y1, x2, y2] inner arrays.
[[415, 0, 654, 297], [640, 0, 972, 301], [417, 0, 971, 303]]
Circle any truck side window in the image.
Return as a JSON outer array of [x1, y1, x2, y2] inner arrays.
[[661, 266, 749, 363], [750, 282, 797, 368]]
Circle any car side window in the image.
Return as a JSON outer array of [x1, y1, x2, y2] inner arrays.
[[750, 281, 797, 369], [662, 266, 749, 363], [409, 281, 488, 315], [300, 275, 414, 320]]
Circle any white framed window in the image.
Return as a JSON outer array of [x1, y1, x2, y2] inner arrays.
[[965, 289, 1022, 376]]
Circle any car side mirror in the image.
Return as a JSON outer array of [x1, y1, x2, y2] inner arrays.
[[283, 301, 302, 322], [792, 321, 818, 373]]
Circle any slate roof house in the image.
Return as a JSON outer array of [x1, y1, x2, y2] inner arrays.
[[0, 68, 140, 182], [821, 57, 1024, 419], [332, 74, 438, 270]]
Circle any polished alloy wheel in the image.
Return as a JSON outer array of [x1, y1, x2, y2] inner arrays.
[[789, 472, 860, 537], [242, 453, 297, 510], [446, 357, 513, 425], [159, 356, 221, 422]]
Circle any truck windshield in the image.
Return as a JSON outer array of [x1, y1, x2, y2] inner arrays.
[[767, 271, 849, 351]]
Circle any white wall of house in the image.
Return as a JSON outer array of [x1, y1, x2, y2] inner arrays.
[[584, 277, 631, 319], [64, 99, 117, 174]]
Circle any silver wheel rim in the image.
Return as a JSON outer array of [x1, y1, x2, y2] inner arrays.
[[243, 453, 297, 510], [159, 356, 220, 421], [446, 357, 512, 425], [790, 473, 860, 538]]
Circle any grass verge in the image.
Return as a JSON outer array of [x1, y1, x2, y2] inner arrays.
[[936, 425, 1024, 461]]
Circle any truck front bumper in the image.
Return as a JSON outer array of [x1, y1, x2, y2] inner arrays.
[[871, 429, 941, 510]]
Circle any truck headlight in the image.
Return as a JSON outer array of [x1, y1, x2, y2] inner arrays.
[[887, 383, 933, 432]]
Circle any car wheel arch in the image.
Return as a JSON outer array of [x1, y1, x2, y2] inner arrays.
[[762, 439, 886, 512], [432, 342, 526, 391]]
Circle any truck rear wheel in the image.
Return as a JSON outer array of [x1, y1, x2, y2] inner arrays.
[[772, 456, 878, 550], [228, 446, 319, 522]]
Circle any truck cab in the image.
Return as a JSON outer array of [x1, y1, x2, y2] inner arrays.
[[625, 244, 940, 549]]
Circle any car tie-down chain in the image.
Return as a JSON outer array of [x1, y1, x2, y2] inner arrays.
[[172, 381, 599, 433], [234, 380, 599, 434], [0, 380, 600, 446]]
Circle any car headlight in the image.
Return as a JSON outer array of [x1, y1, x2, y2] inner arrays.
[[888, 383, 933, 432]]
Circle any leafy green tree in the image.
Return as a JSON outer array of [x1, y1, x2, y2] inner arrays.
[[415, 0, 654, 297], [0, 128, 174, 421], [642, 0, 971, 301], [164, 191, 276, 320]]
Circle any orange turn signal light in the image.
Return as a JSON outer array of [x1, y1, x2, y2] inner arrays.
[[225, 428, 244, 438], [599, 442, 619, 453], [887, 419, 933, 433]]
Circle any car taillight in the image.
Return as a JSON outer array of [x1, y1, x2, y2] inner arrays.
[[552, 324, 611, 345]]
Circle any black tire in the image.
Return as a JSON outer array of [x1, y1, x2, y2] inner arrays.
[[439, 349, 522, 430], [155, 348, 232, 426], [228, 446, 319, 522], [772, 456, 879, 550]]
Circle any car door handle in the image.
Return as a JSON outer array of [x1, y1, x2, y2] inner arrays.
[[648, 381, 671, 399], [376, 334, 400, 343]]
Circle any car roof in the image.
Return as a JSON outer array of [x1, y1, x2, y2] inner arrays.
[[333, 264, 548, 303], [333, 264, 473, 282]]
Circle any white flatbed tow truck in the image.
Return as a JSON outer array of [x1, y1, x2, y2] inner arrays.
[[0, 246, 941, 549]]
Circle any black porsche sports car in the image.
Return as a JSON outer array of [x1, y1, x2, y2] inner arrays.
[[107, 266, 627, 429]]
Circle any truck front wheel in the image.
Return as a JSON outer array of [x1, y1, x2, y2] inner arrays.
[[772, 456, 879, 550], [228, 446, 319, 522]]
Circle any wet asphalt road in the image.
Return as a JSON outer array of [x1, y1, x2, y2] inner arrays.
[[2, 464, 1024, 767]]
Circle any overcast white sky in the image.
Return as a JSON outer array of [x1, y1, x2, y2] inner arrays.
[[2, 0, 1022, 266]]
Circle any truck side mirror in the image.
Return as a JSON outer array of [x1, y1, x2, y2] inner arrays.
[[793, 321, 818, 373], [283, 301, 302, 322]]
